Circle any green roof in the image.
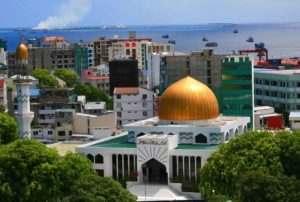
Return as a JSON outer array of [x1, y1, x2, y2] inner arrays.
[[89, 135, 219, 151], [88, 135, 136, 148], [176, 144, 219, 151], [55, 109, 75, 113]]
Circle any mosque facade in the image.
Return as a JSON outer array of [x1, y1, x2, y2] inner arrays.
[[76, 76, 250, 184]]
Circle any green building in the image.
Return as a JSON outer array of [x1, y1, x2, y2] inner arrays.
[[221, 55, 254, 128], [75, 45, 94, 76], [0, 39, 7, 51]]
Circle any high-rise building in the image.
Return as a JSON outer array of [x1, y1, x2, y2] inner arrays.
[[254, 68, 300, 111], [75, 43, 94, 75], [93, 36, 110, 65], [13, 43, 34, 138], [160, 49, 225, 101], [221, 55, 254, 128], [109, 59, 139, 95]]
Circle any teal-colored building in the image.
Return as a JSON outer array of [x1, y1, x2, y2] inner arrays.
[[221, 55, 254, 128], [75, 45, 94, 76]]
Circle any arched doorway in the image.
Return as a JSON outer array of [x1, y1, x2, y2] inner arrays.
[[142, 158, 167, 184]]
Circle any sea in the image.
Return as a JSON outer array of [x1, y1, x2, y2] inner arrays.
[[1, 23, 300, 58]]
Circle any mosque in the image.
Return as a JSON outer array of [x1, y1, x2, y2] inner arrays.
[[76, 76, 250, 185]]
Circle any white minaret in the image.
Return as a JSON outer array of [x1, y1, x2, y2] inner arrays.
[[14, 43, 34, 138]]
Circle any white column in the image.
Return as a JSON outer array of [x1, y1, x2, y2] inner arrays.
[[128, 155, 130, 175]]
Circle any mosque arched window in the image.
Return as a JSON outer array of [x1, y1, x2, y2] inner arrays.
[[225, 132, 230, 141], [234, 129, 239, 137], [195, 133, 207, 144], [95, 154, 103, 164]]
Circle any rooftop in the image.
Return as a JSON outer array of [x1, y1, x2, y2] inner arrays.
[[48, 142, 84, 156], [254, 68, 300, 76], [84, 102, 105, 110], [114, 87, 139, 95], [88, 134, 219, 151]]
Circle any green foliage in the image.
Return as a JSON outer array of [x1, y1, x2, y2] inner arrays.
[[207, 194, 232, 202], [0, 113, 18, 145], [54, 69, 78, 87], [0, 104, 5, 113], [32, 69, 59, 88], [238, 170, 300, 202], [63, 175, 137, 202], [0, 139, 134, 202], [200, 130, 300, 200], [74, 83, 112, 110]]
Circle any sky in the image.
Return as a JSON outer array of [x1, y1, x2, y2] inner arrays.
[[1, 0, 300, 28]]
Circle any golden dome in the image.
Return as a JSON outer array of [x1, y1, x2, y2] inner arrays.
[[16, 43, 28, 60], [158, 76, 219, 121]]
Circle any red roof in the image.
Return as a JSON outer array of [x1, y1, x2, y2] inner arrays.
[[114, 87, 139, 95], [0, 80, 4, 88]]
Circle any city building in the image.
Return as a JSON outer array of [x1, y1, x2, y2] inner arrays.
[[0, 48, 7, 67], [73, 112, 116, 138], [0, 79, 7, 109], [160, 49, 225, 101], [78, 69, 110, 95], [92, 36, 110, 65], [30, 88, 82, 141], [76, 76, 250, 197], [13, 43, 34, 138], [109, 59, 139, 95], [254, 106, 284, 130], [75, 43, 94, 75], [109, 40, 173, 70], [221, 55, 254, 128], [289, 112, 300, 130], [254, 68, 300, 112], [113, 87, 154, 128]]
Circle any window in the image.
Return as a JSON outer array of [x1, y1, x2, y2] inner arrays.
[[117, 95, 121, 99], [86, 154, 94, 162], [207, 69, 211, 76], [58, 131, 65, 136], [117, 112, 121, 117], [69, 131, 72, 136], [143, 111, 148, 116], [195, 133, 207, 143], [48, 131, 53, 135], [143, 102, 147, 108], [230, 57, 234, 62], [207, 60, 211, 68], [33, 131, 39, 135], [239, 57, 243, 62], [95, 154, 104, 164], [142, 94, 147, 99]]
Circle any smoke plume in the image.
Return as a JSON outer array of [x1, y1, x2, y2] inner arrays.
[[33, 0, 91, 29]]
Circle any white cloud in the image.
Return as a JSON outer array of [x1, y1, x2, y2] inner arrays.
[[34, 0, 91, 29]]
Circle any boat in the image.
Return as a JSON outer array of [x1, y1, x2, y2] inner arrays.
[[168, 40, 176, 44], [233, 29, 238, 34], [162, 34, 169, 39], [202, 37, 208, 41], [205, 42, 218, 47], [246, 37, 254, 42]]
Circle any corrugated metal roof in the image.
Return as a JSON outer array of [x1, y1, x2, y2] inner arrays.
[[114, 87, 139, 95]]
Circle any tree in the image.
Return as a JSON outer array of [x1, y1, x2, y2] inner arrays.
[[64, 175, 137, 202], [32, 69, 59, 88], [0, 139, 134, 202], [0, 104, 6, 113], [54, 69, 78, 87], [74, 83, 112, 110], [238, 170, 300, 202], [0, 113, 18, 145], [200, 131, 300, 200]]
